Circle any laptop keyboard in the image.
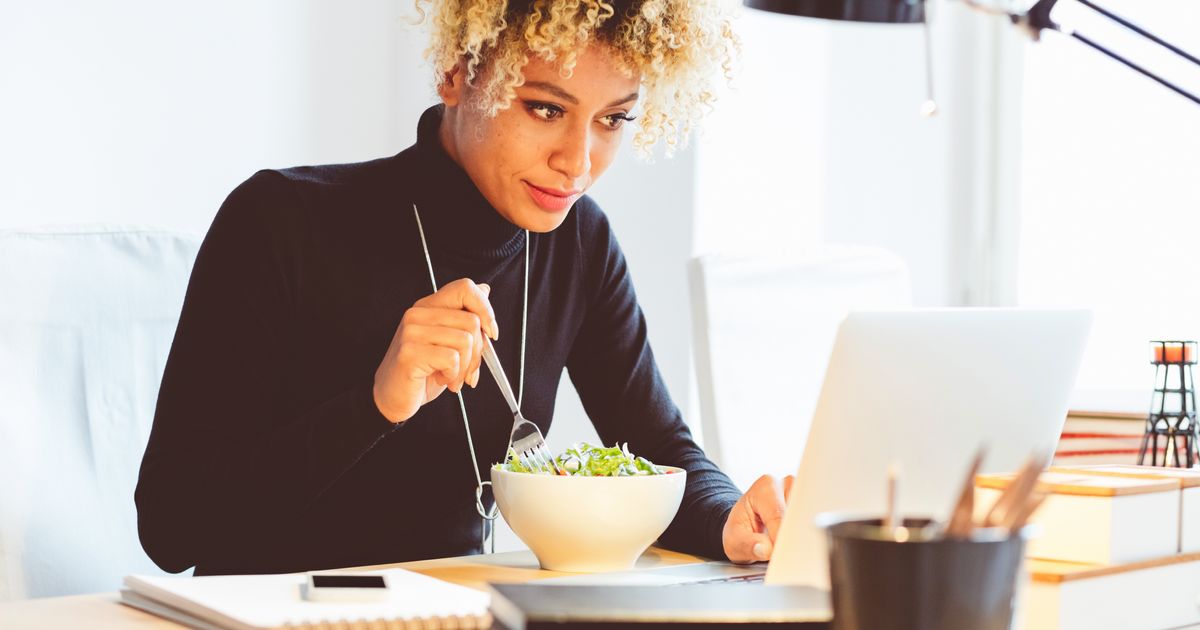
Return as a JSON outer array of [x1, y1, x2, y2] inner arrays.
[[672, 572, 767, 585]]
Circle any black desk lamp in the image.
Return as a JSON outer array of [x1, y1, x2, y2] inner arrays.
[[745, 0, 1200, 108]]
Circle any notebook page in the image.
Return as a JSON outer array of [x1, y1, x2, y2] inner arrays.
[[124, 568, 489, 629]]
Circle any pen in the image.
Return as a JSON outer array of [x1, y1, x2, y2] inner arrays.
[[983, 452, 1046, 529], [883, 463, 900, 536], [946, 448, 986, 539]]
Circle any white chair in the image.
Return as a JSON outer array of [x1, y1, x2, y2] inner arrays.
[[0, 226, 201, 600], [688, 246, 912, 492]]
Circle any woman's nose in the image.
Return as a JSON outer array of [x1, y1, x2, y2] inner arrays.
[[549, 127, 592, 180]]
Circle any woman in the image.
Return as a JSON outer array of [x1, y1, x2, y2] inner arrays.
[[136, 0, 791, 576]]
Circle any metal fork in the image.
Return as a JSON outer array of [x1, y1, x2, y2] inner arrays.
[[480, 336, 561, 474]]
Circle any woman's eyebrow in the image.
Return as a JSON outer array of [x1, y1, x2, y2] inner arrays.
[[606, 91, 640, 108], [523, 81, 640, 109], [524, 81, 579, 104]]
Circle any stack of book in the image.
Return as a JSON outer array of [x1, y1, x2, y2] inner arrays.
[[1051, 414, 1144, 465], [1049, 464, 1200, 553], [977, 465, 1200, 630], [1024, 553, 1200, 630]]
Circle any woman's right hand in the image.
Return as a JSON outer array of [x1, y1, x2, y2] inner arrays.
[[373, 278, 499, 423]]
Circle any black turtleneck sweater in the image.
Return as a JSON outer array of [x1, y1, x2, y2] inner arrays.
[[135, 105, 742, 575]]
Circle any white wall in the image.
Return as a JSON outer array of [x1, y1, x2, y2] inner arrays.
[[1, 1, 421, 231], [695, 1, 1018, 308], [693, 8, 830, 259], [822, 17, 953, 306], [2, 2, 698, 554]]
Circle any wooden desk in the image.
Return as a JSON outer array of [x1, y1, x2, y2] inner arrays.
[[0, 548, 708, 629]]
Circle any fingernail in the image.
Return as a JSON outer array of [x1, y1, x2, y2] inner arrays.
[[469, 370, 479, 388], [479, 283, 491, 295], [752, 542, 769, 560], [491, 322, 500, 340]]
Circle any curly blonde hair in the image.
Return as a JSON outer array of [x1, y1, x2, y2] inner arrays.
[[415, 0, 739, 157]]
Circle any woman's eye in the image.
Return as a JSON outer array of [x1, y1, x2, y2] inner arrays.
[[601, 113, 637, 130], [527, 102, 565, 121]]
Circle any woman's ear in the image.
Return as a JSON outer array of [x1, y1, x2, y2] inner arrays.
[[437, 64, 466, 107]]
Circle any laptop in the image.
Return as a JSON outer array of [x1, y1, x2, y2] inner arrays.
[[536, 308, 1093, 589]]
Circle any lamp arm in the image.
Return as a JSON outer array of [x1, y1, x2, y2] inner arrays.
[[987, 0, 1200, 106], [1075, 0, 1200, 67], [1066, 31, 1200, 106]]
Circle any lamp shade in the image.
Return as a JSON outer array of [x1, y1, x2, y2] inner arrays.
[[744, 0, 925, 23]]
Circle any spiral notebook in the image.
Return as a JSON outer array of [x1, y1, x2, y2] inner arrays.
[[120, 569, 490, 629]]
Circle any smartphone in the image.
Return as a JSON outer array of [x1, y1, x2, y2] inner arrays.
[[301, 572, 391, 603]]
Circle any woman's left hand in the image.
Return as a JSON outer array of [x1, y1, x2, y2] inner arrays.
[[722, 474, 795, 563]]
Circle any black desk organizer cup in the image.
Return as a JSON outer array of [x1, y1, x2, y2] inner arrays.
[[1139, 340, 1199, 467], [823, 517, 1026, 630]]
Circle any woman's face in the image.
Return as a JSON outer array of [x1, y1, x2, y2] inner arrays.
[[438, 44, 641, 233]]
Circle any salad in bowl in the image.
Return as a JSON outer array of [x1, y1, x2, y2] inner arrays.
[[491, 442, 686, 572], [493, 442, 678, 477]]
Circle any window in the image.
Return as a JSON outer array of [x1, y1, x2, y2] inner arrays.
[[1015, 0, 1200, 412]]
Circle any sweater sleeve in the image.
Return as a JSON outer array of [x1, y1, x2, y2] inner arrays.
[[565, 205, 742, 560], [135, 171, 396, 573]]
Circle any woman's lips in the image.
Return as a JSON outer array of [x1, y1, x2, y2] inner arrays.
[[524, 181, 581, 213]]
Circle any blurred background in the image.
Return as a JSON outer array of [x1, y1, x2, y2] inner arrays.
[[1, 0, 1197, 596]]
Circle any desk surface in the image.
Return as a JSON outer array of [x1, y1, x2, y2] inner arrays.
[[0, 548, 707, 629]]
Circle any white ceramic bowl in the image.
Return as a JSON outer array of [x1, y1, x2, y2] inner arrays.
[[491, 466, 687, 573]]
